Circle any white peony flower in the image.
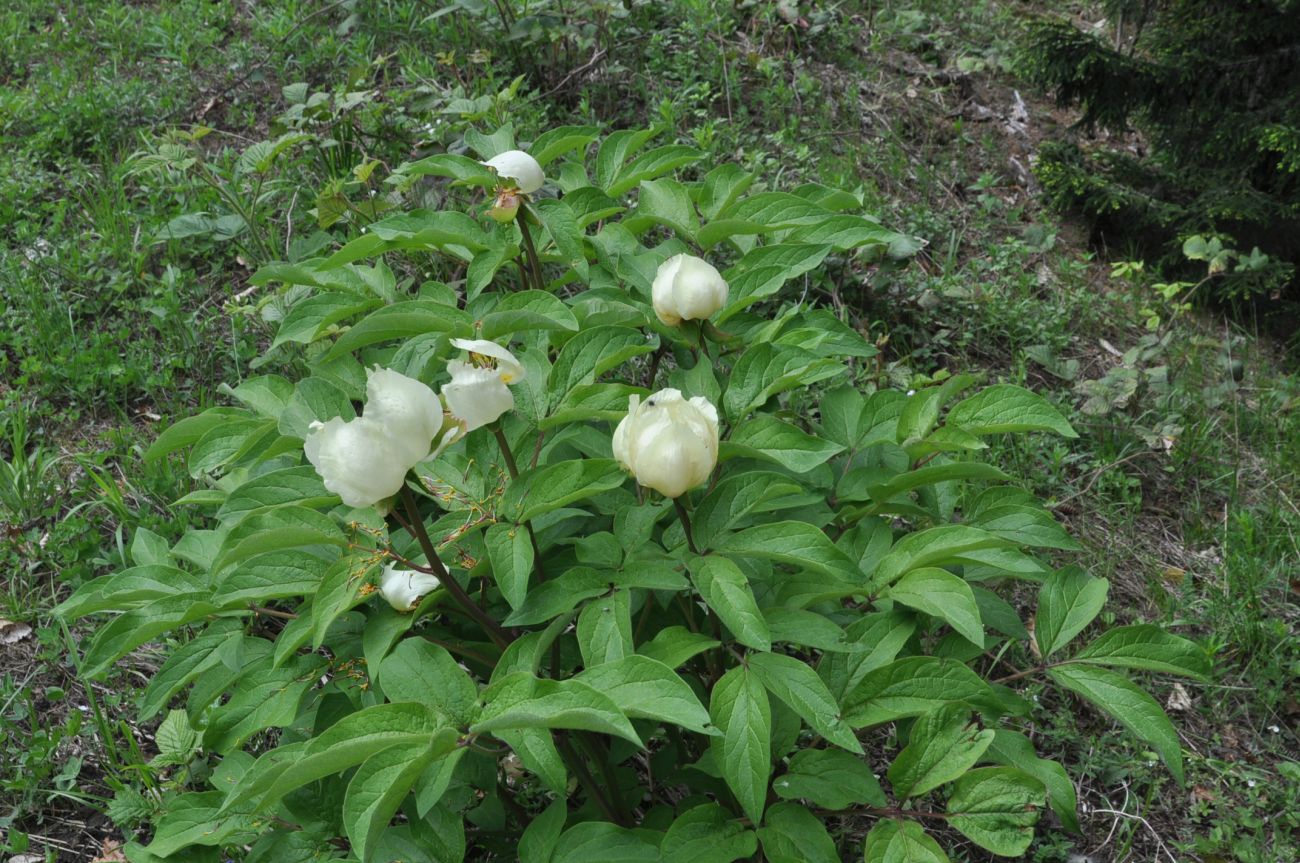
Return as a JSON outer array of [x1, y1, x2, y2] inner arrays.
[[612, 388, 720, 498], [442, 338, 525, 432], [361, 366, 445, 466], [482, 150, 544, 195], [651, 254, 729, 327], [379, 563, 441, 612], [304, 417, 411, 508]]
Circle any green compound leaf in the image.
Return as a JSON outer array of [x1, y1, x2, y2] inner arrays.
[[946, 384, 1077, 438], [1047, 664, 1185, 785], [862, 819, 951, 863], [709, 666, 772, 825], [886, 704, 993, 798], [945, 767, 1045, 857]]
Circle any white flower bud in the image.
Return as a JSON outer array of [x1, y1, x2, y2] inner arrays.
[[379, 563, 441, 612], [442, 338, 525, 432], [361, 366, 445, 466], [612, 388, 720, 498], [304, 417, 410, 508], [482, 150, 544, 194], [651, 254, 728, 327]]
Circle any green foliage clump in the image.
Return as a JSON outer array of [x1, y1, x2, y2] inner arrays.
[[60, 125, 1210, 862], [1020, 0, 1300, 298]]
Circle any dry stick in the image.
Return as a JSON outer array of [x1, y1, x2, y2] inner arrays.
[[399, 485, 512, 648]]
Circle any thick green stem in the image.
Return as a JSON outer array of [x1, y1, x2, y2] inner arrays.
[[673, 497, 701, 555], [555, 733, 625, 825], [399, 485, 512, 648], [579, 732, 632, 824], [517, 208, 547, 292]]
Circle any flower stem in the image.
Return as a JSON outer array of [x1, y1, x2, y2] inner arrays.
[[399, 485, 512, 648], [555, 733, 626, 825], [492, 424, 549, 584], [673, 497, 701, 555], [517, 207, 547, 292]]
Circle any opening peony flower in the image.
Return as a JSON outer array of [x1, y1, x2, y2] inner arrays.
[[361, 366, 445, 466], [612, 388, 720, 498], [304, 416, 411, 508], [442, 338, 526, 432], [378, 563, 441, 612], [482, 149, 544, 195], [651, 253, 729, 327]]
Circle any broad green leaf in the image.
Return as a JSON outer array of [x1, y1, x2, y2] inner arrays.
[[862, 819, 950, 863], [211, 506, 344, 573], [1035, 566, 1109, 657], [189, 417, 276, 475], [479, 290, 580, 340], [344, 742, 442, 863], [577, 589, 633, 666], [968, 504, 1080, 550], [212, 549, 330, 606], [1047, 664, 1184, 785], [818, 611, 916, 703], [772, 748, 886, 810], [722, 414, 844, 472], [986, 730, 1080, 833], [637, 626, 720, 669], [529, 125, 599, 166], [866, 462, 1008, 502], [723, 343, 844, 419], [377, 640, 480, 727], [532, 197, 590, 280], [542, 383, 648, 430], [81, 594, 223, 679], [273, 293, 380, 348], [277, 377, 356, 440], [139, 621, 244, 719], [718, 521, 859, 585], [698, 164, 756, 221], [217, 466, 336, 520], [661, 803, 756, 863], [608, 144, 704, 197], [757, 802, 839, 863], [748, 652, 861, 753], [203, 655, 324, 752], [551, 821, 660, 863], [594, 127, 658, 192], [843, 657, 995, 727], [721, 191, 834, 227], [689, 555, 772, 651], [691, 472, 803, 550], [718, 244, 834, 323], [882, 567, 985, 647], [709, 666, 771, 824], [485, 522, 535, 609], [396, 152, 496, 185], [575, 655, 715, 735], [55, 565, 205, 619], [946, 385, 1077, 438], [500, 458, 626, 523], [887, 704, 993, 798], [519, 798, 567, 863], [945, 767, 1045, 856], [324, 301, 472, 360], [143, 408, 246, 463], [1074, 624, 1211, 679], [224, 703, 454, 812], [143, 792, 244, 857], [628, 177, 699, 242], [547, 325, 658, 399], [870, 525, 1011, 591], [472, 673, 642, 746]]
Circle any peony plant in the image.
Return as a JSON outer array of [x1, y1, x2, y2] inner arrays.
[[60, 127, 1209, 863]]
